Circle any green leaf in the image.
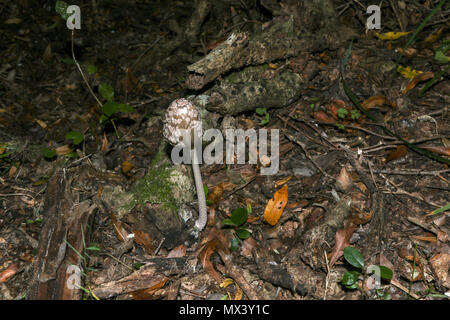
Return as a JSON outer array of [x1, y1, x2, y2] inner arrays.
[[99, 83, 114, 101], [221, 219, 236, 226], [337, 108, 348, 119], [99, 114, 108, 123], [230, 237, 240, 252], [55, 1, 70, 20], [350, 109, 361, 120], [60, 57, 75, 65], [87, 65, 97, 75], [118, 103, 135, 113], [341, 271, 360, 285], [378, 266, 393, 281], [65, 131, 84, 145], [260, 113, 270, 126], [42, 148, 57, 159], [236, 228, 251, 239], [85, 246, 100, 251], [255, 107, 266, 116], [246, 203, 252, 214], [231, 207, 248, 226], [343, 246, 364, 269], [102, 101, 119, 117], [431, 202, 450, 215]]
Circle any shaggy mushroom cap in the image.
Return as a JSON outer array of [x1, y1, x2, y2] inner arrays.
[[163, 98, 202, 147]]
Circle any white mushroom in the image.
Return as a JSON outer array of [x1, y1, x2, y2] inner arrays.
[[163, 98, 207, 231]]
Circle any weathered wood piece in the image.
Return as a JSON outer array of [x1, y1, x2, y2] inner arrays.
[[186, 16, 305, 90], [28, 169, 96, 300], [92, 257, 189, 299]]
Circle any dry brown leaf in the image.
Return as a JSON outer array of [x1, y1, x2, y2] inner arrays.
[[409, 234, 437, 242], [328, 226, 357, 267], [130, 278, 168, 300], [134, 230, 155, 254], [110, 213, 128, 242], [274, 176, 292, 188], [424, 26, 444, 44], [386, 145, 407, 163], [167, 244, 187, 258], [199, 240, 222, 284], [101, 132, 109, 152], [0, 263, 19, 283], [336, 167, 352, 192], [362, 96, 393, 110], [208, 183, 225, 208], [55, 144, 72, 155], [429, 253, 450, 287], [421, 146, 450, 157], [121, 159, 134, 175], [312, 111, 336, 123], [402, 71, 434, 94], [263, 184, 288, 226]]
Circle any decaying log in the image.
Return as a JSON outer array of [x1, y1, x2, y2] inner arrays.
[[193, 70, 304, 115], [28, 169, 96, 300], [92, 257, 189, 299], [186, 16, 305, 91]]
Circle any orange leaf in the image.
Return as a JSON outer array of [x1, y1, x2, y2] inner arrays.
[[362, 96, 392, 110], [263, 185, 288, 226], [402, 71, 434, 94], [312, 111, 336, 123], [134, 230, 155, 254], [199, 240, 222, 284], [386, 145, 407, 163], [0, 263, 19, 283]]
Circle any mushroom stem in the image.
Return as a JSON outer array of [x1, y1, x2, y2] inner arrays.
[[191, 148, 207, 231]]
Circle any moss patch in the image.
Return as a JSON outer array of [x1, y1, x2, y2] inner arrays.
[[129, 151, 177, 211]]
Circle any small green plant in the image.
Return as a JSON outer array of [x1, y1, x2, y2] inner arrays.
[[98, 83, 135, 137], [341, 246, 393, 293], [255, 107, 270, 126], [350, 109, 361, 120], [337, 108, 348, 119], [222, 205, 252, 251]]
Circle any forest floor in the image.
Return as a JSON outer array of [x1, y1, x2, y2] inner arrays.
[[0, 0, 449, 300]]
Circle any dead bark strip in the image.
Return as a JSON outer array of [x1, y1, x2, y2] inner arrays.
[[92, 257, 189, 299], [28, 169, 96, 300]]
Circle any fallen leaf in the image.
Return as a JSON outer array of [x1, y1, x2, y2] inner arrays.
[[397, 65, 422, 79], [199, 239, 222, 284], [375, 31, 411, 40], [263, 184, 288, 226], [328, 226, 357, 267], [362, 96, 392, 110], [429, 253, 450, 287], [208, 183, 225, 208], [121, 159, 134, 175], [101, 132, 109, 152], [274, 176, 292, 188], [312, 111, 336, 123], [0, 264, 19, 283], [421, 146, 450, 157], [130, 278, 168, 300], [401, 71, 434, 94], [336, 166, 352, 192], [111, 213, 128, 242], [133, 230, 155, 254], [55, 144, 72, 155], [219, 278, 243, 300], [167, 244, 187, 258], [424, 26, 444, 44], [386, 145, 407, 163]]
